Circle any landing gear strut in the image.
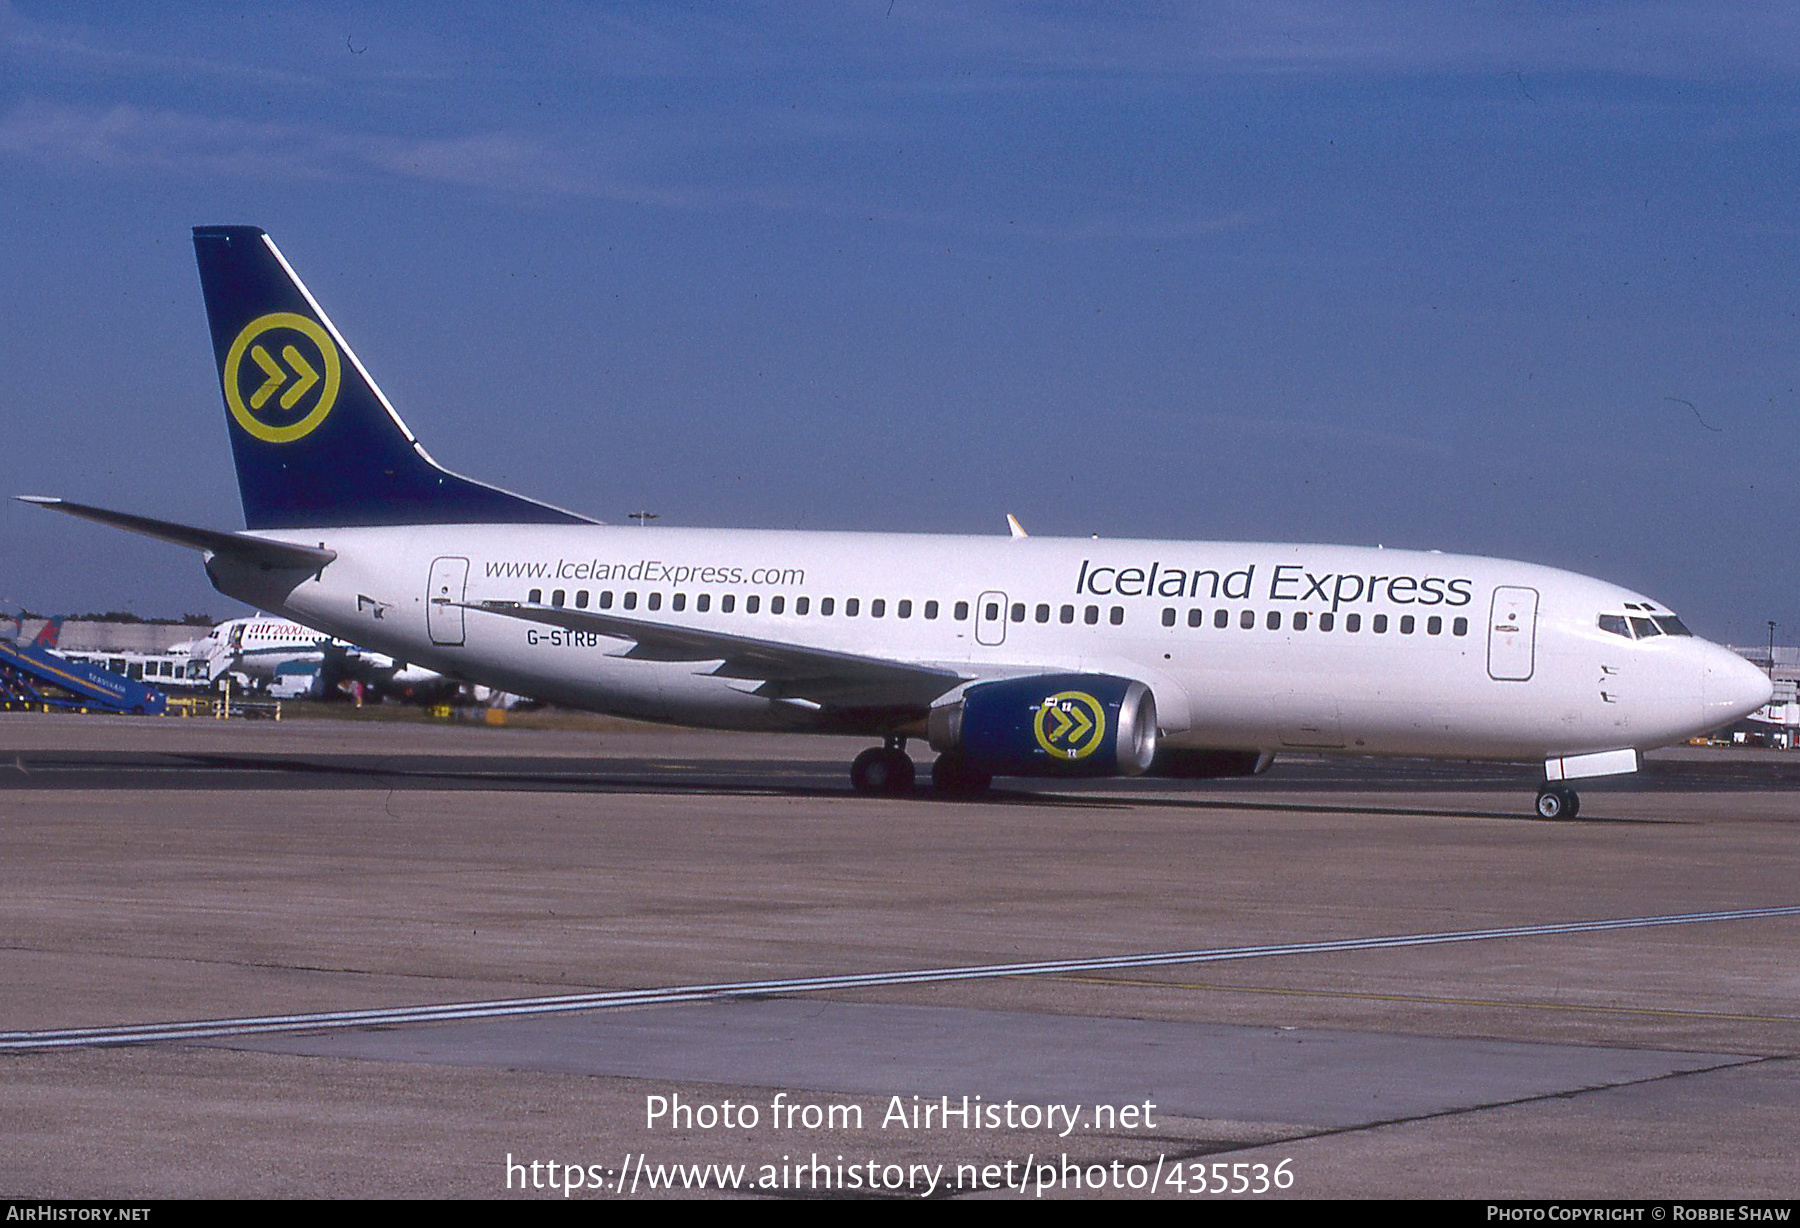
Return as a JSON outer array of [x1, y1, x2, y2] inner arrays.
[[1534, 784, 1580, 820], [850, 737, 915, 796]]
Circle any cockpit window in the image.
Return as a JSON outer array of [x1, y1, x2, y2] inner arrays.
[[1602, 610, 1693, 640]]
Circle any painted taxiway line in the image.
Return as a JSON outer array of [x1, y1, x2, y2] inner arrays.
[[5, 905, 1796, 1051]]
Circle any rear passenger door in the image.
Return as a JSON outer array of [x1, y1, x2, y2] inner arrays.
[[427, 556, 470, 647]]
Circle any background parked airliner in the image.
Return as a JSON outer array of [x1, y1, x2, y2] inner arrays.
[[180, 614, 450, 700], [22, 227, 1772, 816]]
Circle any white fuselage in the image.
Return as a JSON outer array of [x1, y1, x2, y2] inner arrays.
[[191, 616, 333, 683], [212, 525, 1769, 762]]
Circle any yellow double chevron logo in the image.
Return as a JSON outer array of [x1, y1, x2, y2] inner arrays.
[[1032, 690, 1108, 760], [223, 312, 341, 443]]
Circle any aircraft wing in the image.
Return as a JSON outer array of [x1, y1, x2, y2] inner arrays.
[[17, 497, 337, 571], [458, 599, 966, 710]]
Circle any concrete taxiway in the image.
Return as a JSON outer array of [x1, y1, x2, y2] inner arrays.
[[2, 712, 1798, 1199]]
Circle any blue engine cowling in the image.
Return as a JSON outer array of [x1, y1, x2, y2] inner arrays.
[[927, 674, 1159, 778]]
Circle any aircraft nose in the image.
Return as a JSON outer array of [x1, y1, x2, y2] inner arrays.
[[1702, 647, 1773, 730]]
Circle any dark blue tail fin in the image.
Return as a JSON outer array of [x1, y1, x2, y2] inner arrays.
[[192, 226, 593, 530]]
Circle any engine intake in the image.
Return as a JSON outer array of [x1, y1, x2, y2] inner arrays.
[[928, 674, 1158, 778]]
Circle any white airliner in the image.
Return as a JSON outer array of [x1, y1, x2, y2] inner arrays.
[[22, 227, 1772, 817], [182, 614, 448, 699]]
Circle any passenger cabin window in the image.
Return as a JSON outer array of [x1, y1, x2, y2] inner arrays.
[[1061, 605, 1076, 624], [744, 595, 758, 614], [721, 594, 736, 613], [1319, 612, 1335, 632], [1188, 608, 1203, 628], [796, 597, 810, 615], [1161, 608, 1176, 627], [871, 599, 885, 618], [1239, 609, 1255, 630], [1400, 615, 1415, 634], [1427, 615, 1442, 635], [984, 601, 1000, 622], [1266, 610, 1281, 630], [673, 593, 687, 611], [1110, 607, 1124, 626], [845, 598, 859, 617], [551, 589, 565, 608], [649, 592, 663, 611], [1373, 614, 1388, 633], [1010, 603, 1025, 623], [697, 594, 711, 613], [1037, 603, 1052, 624], [1345, 613, 1361, 633], [1085, 606, 1100, 626], [898, 600, 912, 618], [600, 590, 614, 609], [954, 601, 969, 620], [924, 600, 939, 620], [1294, 611, 1309, 631], [1213, 609, 1228, 629], [771, 596, 784, 615], [1452, 617, 1468, 636], [623, 592, 637, 610], [528, 588, 542, 604], [575, 590, 589, 609], [821, 598, 836, 616]]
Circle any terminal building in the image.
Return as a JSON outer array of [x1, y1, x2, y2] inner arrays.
[[1728, 645, 1798, 747]]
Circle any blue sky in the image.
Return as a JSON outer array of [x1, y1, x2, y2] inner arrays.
[[2, 3, 1796, 642]]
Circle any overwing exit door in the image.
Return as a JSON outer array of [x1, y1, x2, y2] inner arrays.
[[975, 591, 1007, 646]]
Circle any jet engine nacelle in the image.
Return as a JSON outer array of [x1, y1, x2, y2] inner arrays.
[[928, 673, 1159, 777]]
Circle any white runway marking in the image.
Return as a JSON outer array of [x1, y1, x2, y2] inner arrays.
[[6, 905, 1797, 1051]]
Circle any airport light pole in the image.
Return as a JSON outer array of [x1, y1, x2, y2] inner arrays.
[[1769, 621, 1778, 677], [629, 511, 658, 528]]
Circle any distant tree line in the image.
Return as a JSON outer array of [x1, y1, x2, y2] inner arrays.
[[59, 611, 218, 626]]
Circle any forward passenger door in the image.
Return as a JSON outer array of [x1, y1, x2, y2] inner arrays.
[[1487, 586, 1539, 681]]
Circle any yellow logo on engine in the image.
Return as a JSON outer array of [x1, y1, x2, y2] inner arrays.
[[1033, 690, 1108, 760], [223, 312, 341, 443]]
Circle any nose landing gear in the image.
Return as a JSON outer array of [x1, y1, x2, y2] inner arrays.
[[1534, 785, 1580, 820], [850, 737, 915, 795]]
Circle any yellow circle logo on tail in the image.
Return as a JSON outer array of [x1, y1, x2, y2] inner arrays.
[[223, 312, 341, 443], [1033, 690, 1108, 760]]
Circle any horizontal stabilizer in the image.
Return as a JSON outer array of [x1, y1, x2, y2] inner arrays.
[[17, 497, 337, 571], [457, 599, 965, 711]]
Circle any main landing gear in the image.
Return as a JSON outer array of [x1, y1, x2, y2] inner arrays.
[[928, 751, 992, 798], [1534, 784, 1580, 820], [848, 739, 997, 797], [850, 737, 915, 796]]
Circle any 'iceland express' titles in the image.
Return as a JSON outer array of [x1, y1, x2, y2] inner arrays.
[[1075, 559, 1474, 613]]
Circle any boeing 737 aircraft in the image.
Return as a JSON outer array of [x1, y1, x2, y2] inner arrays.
[[181, 614, 450, 699], [22, 227, 1773, 817]]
